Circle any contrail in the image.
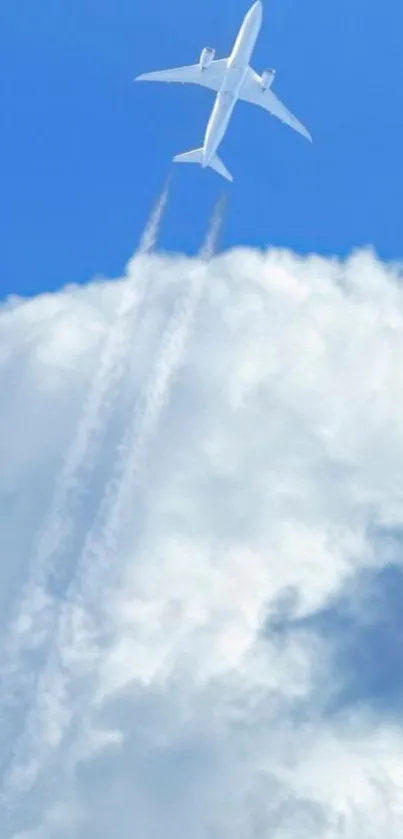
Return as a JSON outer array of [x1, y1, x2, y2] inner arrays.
[[0, 182, 170, 748], [199, 192, 227, 261], [83, 192, 227, 581], [137, 178, 171, 254], [0, 194, 227, 806]]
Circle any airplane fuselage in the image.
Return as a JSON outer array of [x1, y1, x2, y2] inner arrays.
[[202, 1, 263, 166]]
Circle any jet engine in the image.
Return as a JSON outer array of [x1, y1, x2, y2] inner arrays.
[[200, 47, 215, 70], [261, 68, 276, 90]]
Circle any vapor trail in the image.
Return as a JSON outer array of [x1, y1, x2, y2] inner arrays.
[[85, 192, 227, 582], [199, 193, 227, 261], [138, 178, 171, 254], [0, 195, 226, 806], [0, 183, 169, 745]]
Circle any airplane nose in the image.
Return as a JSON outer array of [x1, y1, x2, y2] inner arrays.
[[251, 1, 263, 18]]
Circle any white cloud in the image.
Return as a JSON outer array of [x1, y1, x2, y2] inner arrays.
[[1, 245, 403, 837]]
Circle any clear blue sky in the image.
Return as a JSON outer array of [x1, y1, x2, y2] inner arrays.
[[1, 0, 402, 296]]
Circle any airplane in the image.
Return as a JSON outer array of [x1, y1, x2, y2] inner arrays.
[[135, 1, 311, 183]]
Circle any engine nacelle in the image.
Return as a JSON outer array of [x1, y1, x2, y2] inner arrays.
[[261, 68, 276, 90], [200, 47, 215, 70]]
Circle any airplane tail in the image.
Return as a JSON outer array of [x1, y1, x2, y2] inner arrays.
[[173, 148, 233, 182]]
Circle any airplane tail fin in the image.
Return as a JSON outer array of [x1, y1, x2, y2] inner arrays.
[[173, 148, 233, 182]]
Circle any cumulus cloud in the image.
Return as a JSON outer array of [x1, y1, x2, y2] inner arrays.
[[1, 242, 403, 837]]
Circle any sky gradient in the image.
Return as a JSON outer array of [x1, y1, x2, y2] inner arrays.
[[1, 0, 403, 297]]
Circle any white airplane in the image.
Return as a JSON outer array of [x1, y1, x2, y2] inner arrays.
[[135, 1, 311, 182]]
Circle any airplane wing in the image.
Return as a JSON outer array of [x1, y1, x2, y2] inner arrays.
[[239, 68, 312, 142], [135, 59, 228, 93]]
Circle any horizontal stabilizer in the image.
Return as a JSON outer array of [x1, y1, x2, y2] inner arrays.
[[173, 148, 233, 182], [173, 148, 203, 165], [209, 153, 233, 182]]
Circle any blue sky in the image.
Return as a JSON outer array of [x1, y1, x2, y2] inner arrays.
[[1, 0, 403, 297]]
